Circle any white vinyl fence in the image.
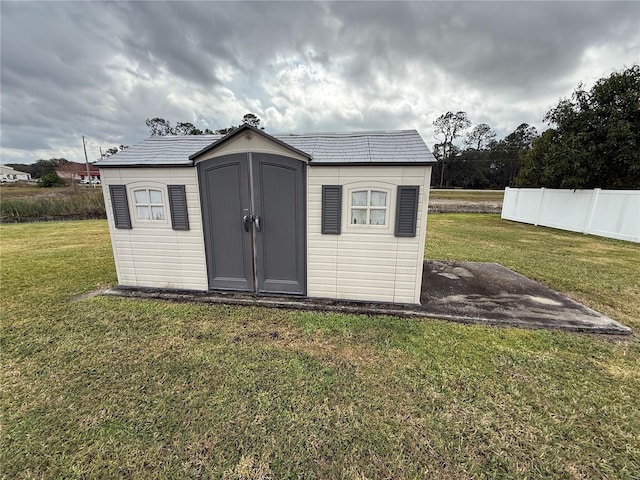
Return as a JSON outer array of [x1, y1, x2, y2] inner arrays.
[[501, 188, 640, 243]]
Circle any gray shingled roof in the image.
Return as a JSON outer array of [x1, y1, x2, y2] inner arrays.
[[96, 129, 435, 167]]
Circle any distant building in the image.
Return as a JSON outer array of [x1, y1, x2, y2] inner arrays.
[[56, 162, 101, 183], [0, 165, 31, 182]]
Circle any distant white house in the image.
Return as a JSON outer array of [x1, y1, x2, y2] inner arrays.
[[0, 165, 31, 182]]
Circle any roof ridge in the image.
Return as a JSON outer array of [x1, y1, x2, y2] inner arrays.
[[142, 130, 418, 141], [146, 135, 221, 141], [277, 129, 417, 137]]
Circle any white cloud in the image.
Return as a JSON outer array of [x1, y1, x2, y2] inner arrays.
[[0, 1, 638, 164]]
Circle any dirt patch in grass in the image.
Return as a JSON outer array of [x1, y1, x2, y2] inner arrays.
[[227, 320, 405, 371], [428, 190, 504, 213], [429, 190, 505, 202], [428, 199, 502, 214]]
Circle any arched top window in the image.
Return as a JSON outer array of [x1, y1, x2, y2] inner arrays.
[[350, 189, 388, 226]]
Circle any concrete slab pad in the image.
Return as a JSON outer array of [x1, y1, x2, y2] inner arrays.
[[100, 261, 632, 335], [420, 261, 631, 334]]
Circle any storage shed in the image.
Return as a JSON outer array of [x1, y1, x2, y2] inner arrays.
[[97, 125, 436, 304]]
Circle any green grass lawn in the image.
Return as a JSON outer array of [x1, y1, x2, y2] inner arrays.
[[1, 216, 639, 479]]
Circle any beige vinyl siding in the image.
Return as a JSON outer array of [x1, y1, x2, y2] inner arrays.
[[307, 165, 431, 304], [100, 167, 208, 291], [101, 161, 432, 301]]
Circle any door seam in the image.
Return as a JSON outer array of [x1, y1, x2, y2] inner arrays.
[[248, 152, 259, 292]]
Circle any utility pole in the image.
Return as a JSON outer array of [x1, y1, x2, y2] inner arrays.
[[82, 135, 94, 188]]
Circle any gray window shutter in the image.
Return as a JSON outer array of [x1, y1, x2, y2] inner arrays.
[[395, 186, 419, 237], [168, 185, 190, 231], [109, 185, 131, 229], [321, 185, 342, 234]]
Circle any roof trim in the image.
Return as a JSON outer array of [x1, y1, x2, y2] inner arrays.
[[308, 162, 436, 167], [188, 124, 313, 161], [98, 161, 435, 169], [97, 163, 194, 169]]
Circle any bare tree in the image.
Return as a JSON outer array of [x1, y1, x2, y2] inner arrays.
[[464, 123, 496, 150], [433, 111, 471, 187]]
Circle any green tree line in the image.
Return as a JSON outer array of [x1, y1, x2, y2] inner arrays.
[[433, 65, 639, 189], [431, 114, 538, 189]]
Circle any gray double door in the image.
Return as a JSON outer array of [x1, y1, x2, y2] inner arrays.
[[199, 153, 306, 295]]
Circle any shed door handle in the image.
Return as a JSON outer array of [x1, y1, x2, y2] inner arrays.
[[242, 215, 252, 232], [254, 216, 262, 232]]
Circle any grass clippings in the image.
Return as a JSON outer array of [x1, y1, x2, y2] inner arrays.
[[1, 217, 639, 479]]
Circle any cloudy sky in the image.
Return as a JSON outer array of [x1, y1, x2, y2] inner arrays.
[[1, 1, 638, 165]]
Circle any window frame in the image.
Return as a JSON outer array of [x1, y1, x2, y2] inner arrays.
[[347, 187, 391, 229], [127, 185, 169, 226]]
